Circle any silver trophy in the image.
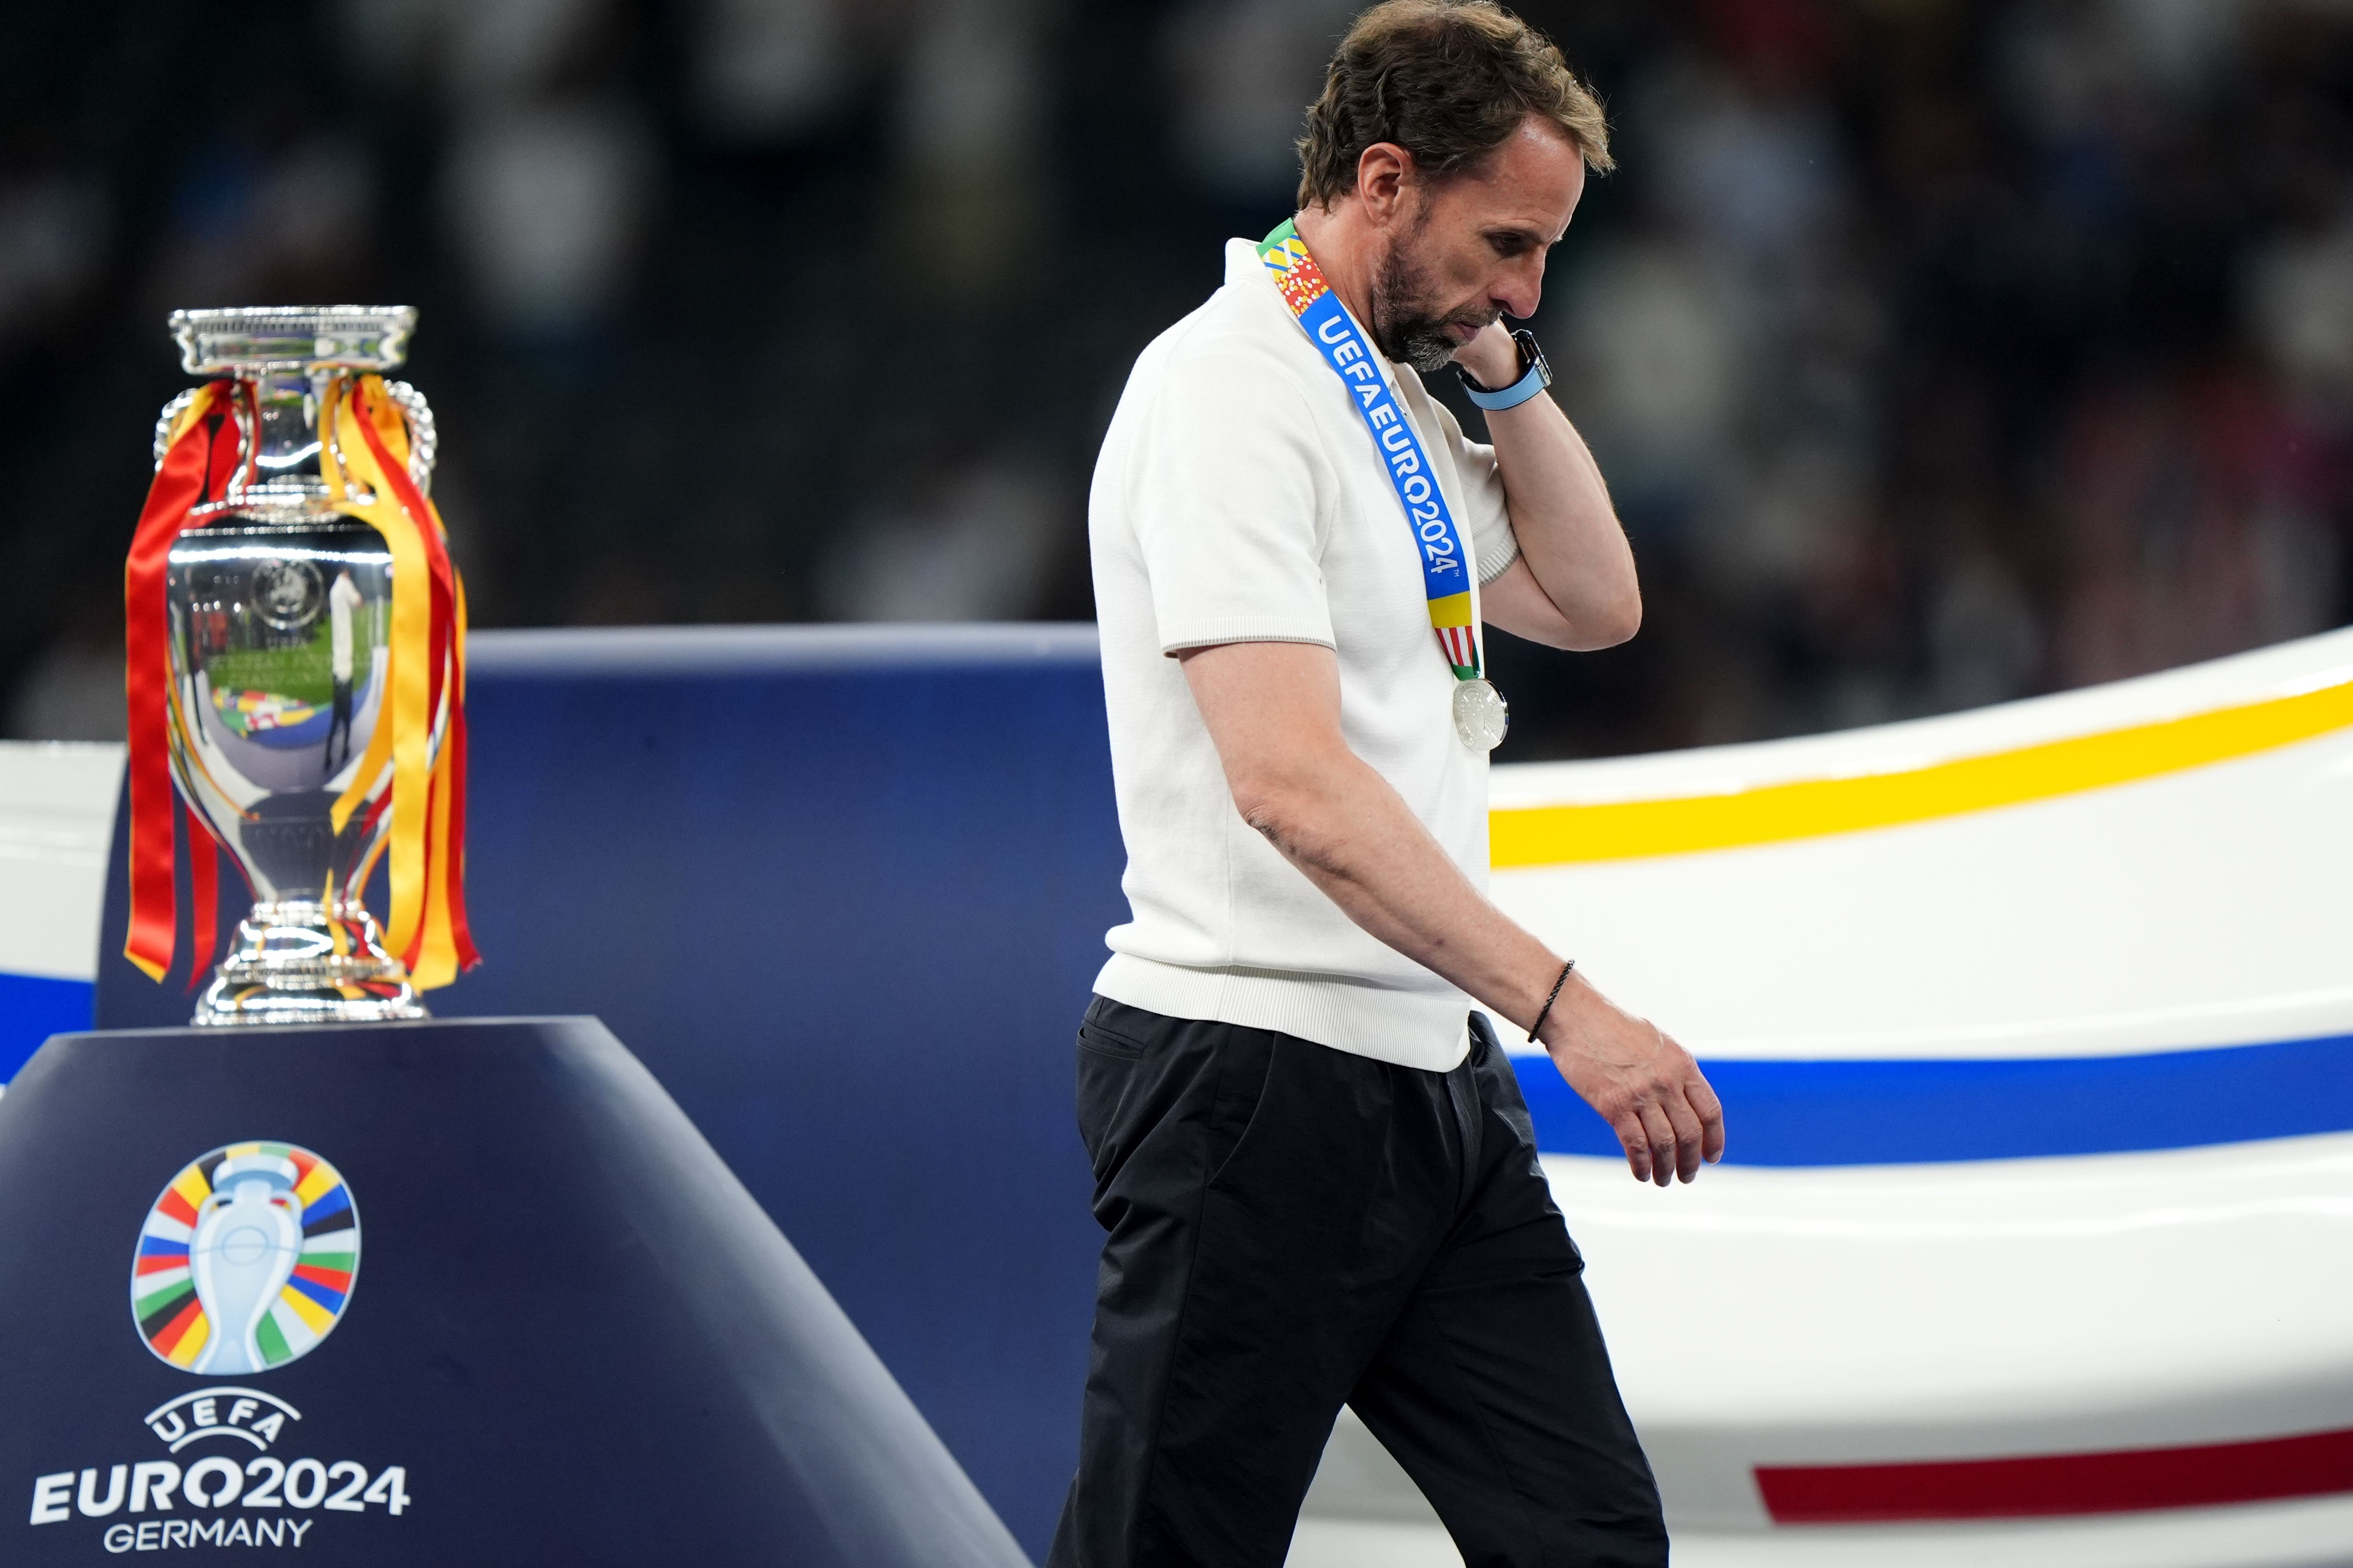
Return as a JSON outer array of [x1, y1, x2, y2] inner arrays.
[[158, 307, 443, 1025]]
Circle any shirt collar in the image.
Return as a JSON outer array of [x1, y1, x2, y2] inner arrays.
[[1225, 235, 1399, 377]]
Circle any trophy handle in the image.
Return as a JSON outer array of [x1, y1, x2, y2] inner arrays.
[[382, 380, 437, 496], [149, 380, 436, 497], [151, 388, 203, 470]]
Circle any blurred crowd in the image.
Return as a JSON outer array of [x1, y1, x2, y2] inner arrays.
[[2, 0, 2350, 759]]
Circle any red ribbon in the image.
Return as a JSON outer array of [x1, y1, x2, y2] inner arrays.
[[123, 384, 242, 982], [441, 668, 477, 969], [185, 804, 217, 992]]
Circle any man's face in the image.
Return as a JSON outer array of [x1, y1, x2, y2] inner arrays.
[[1367, 117, 1588, 372]]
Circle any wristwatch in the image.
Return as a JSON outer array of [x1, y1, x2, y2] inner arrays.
[[1457, 329, 1551, 411]]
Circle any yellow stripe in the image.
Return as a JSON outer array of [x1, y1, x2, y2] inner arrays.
[[1491, 672, 2353, 867], [412, 731, 458, 988], [279, 1283, 335, 1334], [168, 1165, 211, 1208], [166, 385, 219, 450], [293, 1164, 339, 1207], [1427, 591, 1473, 629], [166, 1313, 209, 1367], [409, 513, 467, 990], [321, 381, 395, 834], [325, 379, 433, 957]]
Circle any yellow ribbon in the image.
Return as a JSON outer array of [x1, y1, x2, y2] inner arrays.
[[316, 375, 466, 985]]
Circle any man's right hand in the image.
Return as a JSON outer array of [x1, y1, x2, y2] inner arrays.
[[1541, 974, 1724, 1186]]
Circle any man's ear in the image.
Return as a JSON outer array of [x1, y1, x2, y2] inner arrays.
[[1355, 141, 1414, 224]]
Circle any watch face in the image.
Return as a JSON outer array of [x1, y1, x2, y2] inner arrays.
[[1460, 334, 1550, 404], [1513, 330, 1551, 386]]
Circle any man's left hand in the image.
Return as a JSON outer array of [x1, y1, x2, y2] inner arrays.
[[1455, 320, 1520, 390]]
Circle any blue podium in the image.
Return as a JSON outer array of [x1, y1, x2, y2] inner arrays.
[[0, 1018, 1031, 1566], [91, 625, 1125, 1553]]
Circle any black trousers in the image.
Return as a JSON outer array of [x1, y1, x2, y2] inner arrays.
[[1047, 997, 1665, 1568], [325, 676, 353, 773]]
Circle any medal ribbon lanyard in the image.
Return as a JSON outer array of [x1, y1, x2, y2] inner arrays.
[[1256, 220, 1483, 681]]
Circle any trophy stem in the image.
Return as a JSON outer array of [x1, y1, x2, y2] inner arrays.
[[192, 899, 427, 1027]]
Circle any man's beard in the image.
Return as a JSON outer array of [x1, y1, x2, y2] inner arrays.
[[1369, 230, 1500, 373]]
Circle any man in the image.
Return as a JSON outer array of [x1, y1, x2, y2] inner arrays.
[[1055, 3, 1724, 1566], [324, 567, 362, 776]]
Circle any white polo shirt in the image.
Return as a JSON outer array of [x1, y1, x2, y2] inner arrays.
[[1089, 236, 1521, 1072]]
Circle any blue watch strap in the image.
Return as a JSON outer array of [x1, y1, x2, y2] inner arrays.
[[1458, 330, 1551, 410]]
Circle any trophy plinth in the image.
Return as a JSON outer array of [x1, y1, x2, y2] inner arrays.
[[149, 306, 450, 1025], [193, 900, 421, 1026]]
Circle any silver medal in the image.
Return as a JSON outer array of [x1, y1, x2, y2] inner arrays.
[[1452, 678, 1508, 751]]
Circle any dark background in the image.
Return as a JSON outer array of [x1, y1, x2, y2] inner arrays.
[[7, 0, 2351, 758]]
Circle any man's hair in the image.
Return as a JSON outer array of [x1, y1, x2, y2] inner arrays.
[[1296, 0, 1613, 211]]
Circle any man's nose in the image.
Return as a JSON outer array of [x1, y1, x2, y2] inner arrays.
[[1497, 257, 1544, 321]]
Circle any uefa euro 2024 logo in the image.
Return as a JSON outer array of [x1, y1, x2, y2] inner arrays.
[[26, 1142, 411, 1548], [133, 1142, 358, 1373]]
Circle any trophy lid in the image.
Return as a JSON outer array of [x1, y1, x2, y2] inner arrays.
[[170, 306, 417, 375]]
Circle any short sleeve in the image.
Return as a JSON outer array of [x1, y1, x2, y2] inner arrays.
[[1130, 345, 1335, 654], [1426, 396, 1520, 585]]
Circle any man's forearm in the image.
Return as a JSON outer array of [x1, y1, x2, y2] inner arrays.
[[1456, 325, 1639, 643], [1491, 398, 1632, 597], [1183, 638, 1725, 1182], [1244, 741, 1567, 1032]]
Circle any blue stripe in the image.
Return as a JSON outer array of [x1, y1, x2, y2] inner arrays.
[[1510, 1032, 2353, 1165], [0, 973, 92, 1082], [300, 1185, 351, 1227], [285, 1274, 346, 1314], [139, 1237, 190, 1257]]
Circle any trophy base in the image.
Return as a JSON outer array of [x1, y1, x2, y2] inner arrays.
[[191, 900, 430, 1027]]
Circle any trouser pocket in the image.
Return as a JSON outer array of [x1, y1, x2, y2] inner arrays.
[[1074, 1014, 1150, 1177], [1073, 1000, 1276, 1220]]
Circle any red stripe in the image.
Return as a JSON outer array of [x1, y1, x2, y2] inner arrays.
[[156, 1188, 198, 1228], [185, 802, 217, 991], [359, 788, 393, 842], [292, 1263, 352, 1292], [149, 1295, 205, 1355], [122, 382, 234, 980], [134, 1253, 188, 1276], [402, 765, 437, 972], [1756, 1427, 2353, 1522], [440, 584, 479, 970]]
